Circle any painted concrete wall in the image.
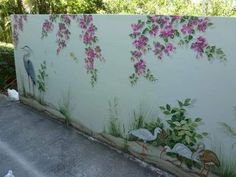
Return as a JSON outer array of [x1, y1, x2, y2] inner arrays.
[[12, 14, 236, 177]]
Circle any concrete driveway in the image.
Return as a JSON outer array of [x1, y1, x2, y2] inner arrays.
[[0, 96, 172, 177]]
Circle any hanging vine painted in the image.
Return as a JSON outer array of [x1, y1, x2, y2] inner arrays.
[[41, 14, 104, 87], [12, 15, 27, 47], [129, 16, 226, 85]]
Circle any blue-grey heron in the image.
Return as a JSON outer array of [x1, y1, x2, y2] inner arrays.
[[21, 46, 36, 96]]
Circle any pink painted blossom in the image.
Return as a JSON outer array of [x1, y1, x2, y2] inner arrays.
[[197, 18, 208, 32], [191, 36, 208, 57], [18, 16, 23, 31], [133, 35, 148, 49], [59, 23, 66, 31], [85, 57, 94, 70], [86, 48, 96, 60], [160, 24, 174, 38], [55, 22, 71, 54], [172, 16, 181, 21], [62, 15, 71, 25], [131, 50, 142, 59], [83, 31, 94, 44], [131, 23, 143, 32], [13, 15, 27, 47], [79, 18, 86, 29], [131, 23, 143, 36], [149, 24, 158, 36], [159, 16, 170, 25], [87, 15, 93, 23], [13, 31, 18, 46], [153, 42, 165, 59], [56, 39, 66, 55], [150, 16, 158, 23], [42, 20, 54, 33], [181, 24, 194, 34], [134, 59, 146, 75], [95, 46, 104, 61], [164, 43, 176, 56], [79, 15, 104, 77], [85, 48, 96, 70], [87, 24, 96, 34], [189, 19, 198, 26]]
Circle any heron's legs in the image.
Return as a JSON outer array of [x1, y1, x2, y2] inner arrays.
[[160, 147, 167, 159], [28, 75, 31, 95], [32, 84, 35, 98], [135, 142, 148, 156]]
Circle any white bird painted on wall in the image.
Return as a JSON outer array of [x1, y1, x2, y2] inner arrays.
[[160, 143, 201, 166], [129, 127, 162, 155]]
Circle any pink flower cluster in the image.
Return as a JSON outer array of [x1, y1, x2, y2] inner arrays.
[[153, 42, 165, 59], [131, 50, 142, 60], [41, 15, 104, 86], [130, 21, 152, 77], [79, 15, 93, 29], [133, 35, 149, 50], [181, 23, 194, 34], [191, 36, 208, 58], [13, 15, 27, 47], [181, 17, 209, 35], [134, 59, 146, 75], [164, 43, 176, 56], [149, 24, 158, 36], [160, 24, 175, 38], [41, 15, 72, 54], [79, 15, 104, 73], [42, 20, 54, 37], [61, 15, 71, 25], [131, 23, 143, 36], [149, 16, 175, 39], [56, 22, 71, 54], [153, 42, 176, 59], [197, 18, 208, 32]]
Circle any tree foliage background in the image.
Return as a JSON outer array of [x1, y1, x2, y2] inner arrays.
[[0, 0, 236, 43]]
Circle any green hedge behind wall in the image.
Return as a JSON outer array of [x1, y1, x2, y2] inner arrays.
[[0, 42, 16, 92]]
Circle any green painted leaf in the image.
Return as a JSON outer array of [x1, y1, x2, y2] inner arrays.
[[166, 104, 171, 111], [160, 106, 165, 110], [173, 121, 181, 126]]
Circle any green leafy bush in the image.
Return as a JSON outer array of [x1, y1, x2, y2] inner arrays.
[[160, 98, 208, 149], [0, 42, 15, 92]]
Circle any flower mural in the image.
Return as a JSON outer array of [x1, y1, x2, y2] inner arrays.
[[41, 15, 104, 87], [12, 15, 27, 47], [78, 15, 105, 87], [129, 16, 226, 85]]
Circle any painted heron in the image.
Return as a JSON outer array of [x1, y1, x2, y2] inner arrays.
[[21, 46, 36, 96], [129, 127, 162, 155]]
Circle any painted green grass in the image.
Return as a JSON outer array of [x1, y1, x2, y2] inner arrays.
[[107, 97, 122, 137], [211, 144, 236, 177], [58, 92, 71, 127]]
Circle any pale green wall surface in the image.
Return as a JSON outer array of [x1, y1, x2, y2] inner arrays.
[[11, 14, 236, 177]]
